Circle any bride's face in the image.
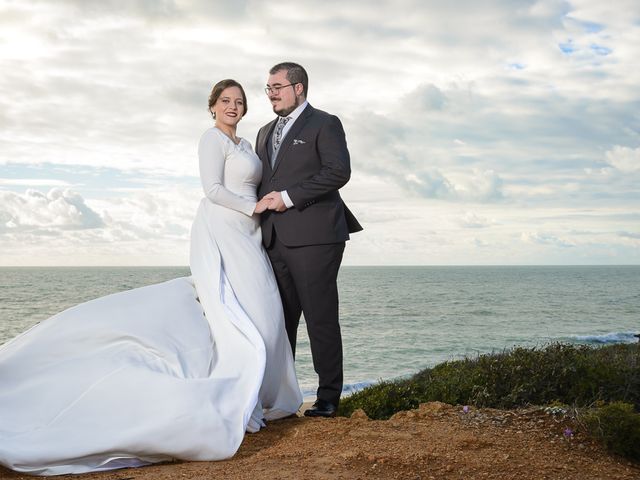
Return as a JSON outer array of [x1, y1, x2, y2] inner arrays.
[[211, 86, 245, 127]]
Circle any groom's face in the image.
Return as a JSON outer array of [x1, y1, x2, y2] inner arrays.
[[267, 69, 301, 117]]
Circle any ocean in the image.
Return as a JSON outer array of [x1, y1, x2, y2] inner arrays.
[[1, 266, 638, 398]]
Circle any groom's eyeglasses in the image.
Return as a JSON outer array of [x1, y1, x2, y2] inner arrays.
[[264, 83, 299, 95]]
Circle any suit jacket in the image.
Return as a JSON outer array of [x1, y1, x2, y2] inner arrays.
[[256, 104, 362, 247]]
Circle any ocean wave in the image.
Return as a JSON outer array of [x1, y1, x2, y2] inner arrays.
[[342, 380, 376, 396], [301, 380, 375, 400], [570, 331, 638, 344]]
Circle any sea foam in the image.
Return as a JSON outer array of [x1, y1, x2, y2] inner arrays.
[[571, 331, 638, 344]]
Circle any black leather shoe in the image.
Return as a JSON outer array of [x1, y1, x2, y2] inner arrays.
[[304, 399, 337, 418]]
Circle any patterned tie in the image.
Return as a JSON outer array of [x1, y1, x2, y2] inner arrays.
[[271, 116, 291, 166]]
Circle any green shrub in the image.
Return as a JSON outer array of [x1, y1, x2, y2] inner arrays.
[[581, 402, 640, 461], [339, 343, 639, 417], [338, 380, 423, 420]]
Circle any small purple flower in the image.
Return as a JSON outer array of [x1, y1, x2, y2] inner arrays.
[[462, 405, 470, 414], [563, 427, 573, 438]]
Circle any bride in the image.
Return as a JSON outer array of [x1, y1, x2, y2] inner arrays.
[[0, 79, 302, 475]]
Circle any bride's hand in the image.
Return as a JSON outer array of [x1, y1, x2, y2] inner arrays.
[[254, 197, 272, 214]]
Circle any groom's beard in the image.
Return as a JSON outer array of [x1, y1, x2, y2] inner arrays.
[[272, 96, 302, 117]]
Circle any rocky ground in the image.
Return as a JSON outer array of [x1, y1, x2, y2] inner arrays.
[[2, 402, 638, 480]]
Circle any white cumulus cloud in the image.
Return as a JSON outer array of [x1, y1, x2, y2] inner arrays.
[[0, 188, 104, 232], [605, 146, 640, 173]]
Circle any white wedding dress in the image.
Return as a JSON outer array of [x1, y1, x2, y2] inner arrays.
[[0, 127, 302, 475]]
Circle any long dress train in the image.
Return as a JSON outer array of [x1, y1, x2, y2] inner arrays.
[[0, 127, 302, 475]]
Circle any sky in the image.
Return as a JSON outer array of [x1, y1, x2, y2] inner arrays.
[[1, 0, 639, 266]]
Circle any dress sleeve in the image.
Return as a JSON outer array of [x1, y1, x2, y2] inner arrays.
[[198, 130, 256, 217]]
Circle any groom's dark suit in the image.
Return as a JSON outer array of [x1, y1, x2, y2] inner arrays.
[[256, 104, 361, 407]]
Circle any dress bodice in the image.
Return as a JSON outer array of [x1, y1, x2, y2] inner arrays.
[[198, 128, 262, 217]]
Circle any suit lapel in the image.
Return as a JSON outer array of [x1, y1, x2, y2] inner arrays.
[[272, 104, 314, 176]]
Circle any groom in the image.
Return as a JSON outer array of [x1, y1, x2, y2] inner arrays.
[[256, 62, 362, 417]]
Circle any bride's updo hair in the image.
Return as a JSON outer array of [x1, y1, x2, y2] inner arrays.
[[208, 79, 248, 118]]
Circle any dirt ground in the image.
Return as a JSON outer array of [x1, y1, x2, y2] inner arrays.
[[1, 402, 638, 480]]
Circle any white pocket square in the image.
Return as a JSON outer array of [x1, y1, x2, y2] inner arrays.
[[293, 139, 306, 145]]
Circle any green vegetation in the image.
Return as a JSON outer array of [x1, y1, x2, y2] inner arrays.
[[338, 343, 640, 461], [581, 402, 640, 461]]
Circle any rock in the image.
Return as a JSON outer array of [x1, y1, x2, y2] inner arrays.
[[350, 408, 370, 420], [390, 411, 409, 421], [418, 401, 451, 415]]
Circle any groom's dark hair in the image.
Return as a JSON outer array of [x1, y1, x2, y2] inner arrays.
[[270, 62, 308, 98]]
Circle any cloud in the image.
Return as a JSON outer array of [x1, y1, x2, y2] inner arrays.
[[0, 188, 104, 232], [618, 231, 640, 241], [521, 231, 576, 248], [0, 186, 200, 265], [0, 186, 199, 239], [0, 179, 74, 187], [413, 84, 447, 111], [605, 146, 640, 173], [97, 188, 199, 241], [398, 169, 503, 202], [347, 109, 506, 202], [400, 171, 454, 199], [459, 212, 495, 229]]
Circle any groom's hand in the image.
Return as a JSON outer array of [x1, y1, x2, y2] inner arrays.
[[265, 191, 287, 212]]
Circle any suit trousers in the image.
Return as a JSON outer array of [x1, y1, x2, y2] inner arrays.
[[266, 229, 345, 406]]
